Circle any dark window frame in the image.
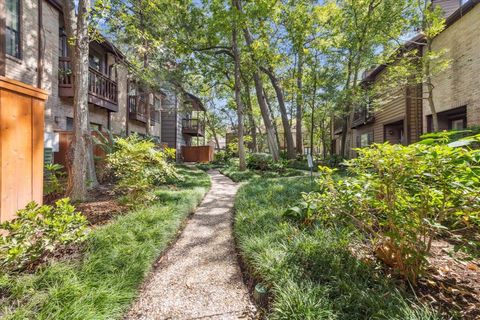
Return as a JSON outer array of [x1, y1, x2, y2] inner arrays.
[[6, 0, 22, 59]]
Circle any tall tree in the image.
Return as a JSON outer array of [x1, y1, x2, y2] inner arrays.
[[63, 0, 98, 200], [232, 0, 246, 170]]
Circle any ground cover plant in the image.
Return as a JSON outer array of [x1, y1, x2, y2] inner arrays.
[[0, 166, 210, 320], [234, 176, 437, 319]]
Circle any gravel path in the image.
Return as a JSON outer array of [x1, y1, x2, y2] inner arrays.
[[126, 170, 257, 320]]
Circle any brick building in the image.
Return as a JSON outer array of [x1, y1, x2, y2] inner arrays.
[[0, 0, 204, 164], [333, 0, 480, 157]]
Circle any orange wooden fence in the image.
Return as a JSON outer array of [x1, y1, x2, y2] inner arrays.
[[0, 77, 48, 222], [181, 145, 214, 163]]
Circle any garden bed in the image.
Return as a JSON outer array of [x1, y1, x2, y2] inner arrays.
[[234, 176, 479, 319], [0, 166, 210, 319]]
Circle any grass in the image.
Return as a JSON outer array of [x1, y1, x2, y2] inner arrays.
[[234, 176, 438, 320], [0, 166, 210, 320]]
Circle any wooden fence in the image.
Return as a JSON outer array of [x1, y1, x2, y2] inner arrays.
[[181, 145, 214, 163], [0, 77, 48, 222]]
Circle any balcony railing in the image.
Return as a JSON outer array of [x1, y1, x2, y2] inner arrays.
[[182, 118, 204, 136], [351, 107, 375, 128], [128, 95, 148, 123], [58, 57, 118, 112]]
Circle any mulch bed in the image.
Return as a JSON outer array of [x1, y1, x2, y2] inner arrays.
[[350, 237, 480, 319], [75, 184, 127, 226], [417, 239, 480, 319]]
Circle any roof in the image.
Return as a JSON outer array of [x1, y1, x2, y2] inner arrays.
[[185, 93, 206, 112], [362, 0, 479, 83]]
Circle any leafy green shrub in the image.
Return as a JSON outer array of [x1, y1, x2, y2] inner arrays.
[[0, 199, 87, 272], [247, 153, 287, 172], [162, 146, 176, 162], [419, 127, 480, 146], [212, 150, 230, 165], [319, 154, 345, 168], [107, 135, 179, 204], [300, 143, 480, 283], [44, 163, 65, 196]]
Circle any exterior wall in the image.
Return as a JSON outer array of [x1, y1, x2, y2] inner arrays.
[[111, 64, 128, 135], [423, 4, 480, 130], [433, 0, 462, 17], [5, 0, 40, 86]]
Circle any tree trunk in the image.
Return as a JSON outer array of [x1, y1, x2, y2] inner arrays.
[[261, 66, 295, 159], [63, 0, 98, 201], [232, 0, 246, 171], [425, 38, 439, 132], [264, 89, 281, 151], [206, 113, 220, 150], [235, 0, 279, 161], [244, 80, 258, 152], [296, 50, 304, 155]]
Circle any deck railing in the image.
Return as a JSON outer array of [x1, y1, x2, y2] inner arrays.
[[58, 57, 118, 109], [182, 118, 204, 136]]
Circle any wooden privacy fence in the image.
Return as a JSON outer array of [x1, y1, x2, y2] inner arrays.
[[0, 77, 48, 222], [181, 145, 214, 163]]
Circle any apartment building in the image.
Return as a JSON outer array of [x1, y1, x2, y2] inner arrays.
[[0, 0, 209, 166], [332, 0, 480, 157]]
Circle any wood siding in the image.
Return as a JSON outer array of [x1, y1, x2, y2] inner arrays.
[[433, 0, 461, 17]]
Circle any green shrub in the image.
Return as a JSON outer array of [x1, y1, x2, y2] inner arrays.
[[212, 150, 230, 164], [247, 153, 287, 172], [318, 154, 345, 168], [300, 143, 480, 284], [107, 135, 179, 204], [0, 199, 87, 272], [44, 163, 65, 196], [162, 146, 176, 162]]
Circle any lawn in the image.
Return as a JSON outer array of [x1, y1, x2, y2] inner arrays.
[[0, 166, 210, 320], [234, 176, 437, 320]]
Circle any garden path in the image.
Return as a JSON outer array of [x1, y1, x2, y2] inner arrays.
[[126, 170, 257, 320]]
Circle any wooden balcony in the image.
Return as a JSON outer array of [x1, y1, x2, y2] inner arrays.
[[182, 118, 204, 137], [58, 57, 118, 112], [128, 95, 148, 123], [351, 107, 375, 128]]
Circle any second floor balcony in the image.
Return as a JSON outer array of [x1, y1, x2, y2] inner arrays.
[[128, 95, 148, 123], [58, 57, 119, 112], [352, 107, 375, 128], [182, 118, 204, 137]]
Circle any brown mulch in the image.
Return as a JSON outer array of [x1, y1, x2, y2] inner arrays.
[[75, 184, 127, 226], [417, 239, 480, 320], [350, 238, 480, 320]]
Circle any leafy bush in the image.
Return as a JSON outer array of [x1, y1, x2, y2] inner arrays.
[[247, 153, 287, 172], [212, 150, 230, 165], [300, 143, 480, 283], [44, 163, 65, 196], [107, 135, 179, 204], [319, 153, 345, 168], [419, 127, 480, 146], [0, 199, 87, 272], [162, 146, 176, 162]]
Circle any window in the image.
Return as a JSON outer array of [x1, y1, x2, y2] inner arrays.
[[6, 0, 21, 58], [66, 117, 102, 132], [356, 131, 374, 147], [450, 118, 465, 130]]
